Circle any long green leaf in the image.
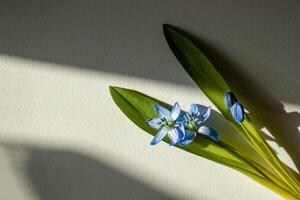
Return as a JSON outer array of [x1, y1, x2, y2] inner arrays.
[[109, 86, 254, 173], [109, 86, 299, 199], [163, 24, 245, 138], [163, 24, 300, 195]]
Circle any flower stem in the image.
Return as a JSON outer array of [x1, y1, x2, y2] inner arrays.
[[219, 141, 300, 199], [240, 116, 300, 196]]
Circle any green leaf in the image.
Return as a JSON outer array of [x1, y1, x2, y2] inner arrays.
[[110, 86, 264, 177], [163, 24, 244, 136], [109, 86, 299, 200], [163, 24, 300, 195]]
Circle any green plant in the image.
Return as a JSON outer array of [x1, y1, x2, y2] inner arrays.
[[109, 25, 300, 199]]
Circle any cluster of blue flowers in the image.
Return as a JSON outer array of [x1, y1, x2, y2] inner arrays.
[[224, 92, 245, 123], [146, 103, 219, 146]]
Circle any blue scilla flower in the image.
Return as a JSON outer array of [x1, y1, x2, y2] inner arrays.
[[230, 102, 245, 123], [146, 103, 184, 146], [179, 104, 220, 145], [224, 92, 237, 110], [224, 92, 245, 123]]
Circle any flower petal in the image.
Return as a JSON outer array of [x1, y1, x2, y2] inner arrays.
[[224, 92, 237, 110], [176, 125, 185, 140], [176, 113, 186, 124], [153, 104, 171, 118], [230, 102, 245, 123], [170, 102, 181, 120], [168, 129, 179, 146], [179, 130, 196, 146], [146, 118, 162, 129], [198, 106, 211, 122], [198, 126, 220, 142], [150, 128, 168, 145], [189, 104, 199, 116]]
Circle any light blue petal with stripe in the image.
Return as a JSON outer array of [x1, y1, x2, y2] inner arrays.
[[153, 104, 171, 119], [168, 128, 180, 146], [224, 92, 237, 110], [198, 106, 211, 122], [189, 104, 199, 115], [150, 128, 168, 145], [146, 118, 162, 129], [170, 102, 181, 120], [179, 130, 196, 146], [198, 126, 220, 142], [230, 102, 245, 123], [177, 123, 185, 140]]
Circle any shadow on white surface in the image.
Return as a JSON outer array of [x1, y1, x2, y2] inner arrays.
[[2, 144, 181, 200], [1, 1, 300, 199], [170, 26, 300, 172], [0, 61, 285, 199], [1, 1, 299, 165], [0, 0, 299, 103]]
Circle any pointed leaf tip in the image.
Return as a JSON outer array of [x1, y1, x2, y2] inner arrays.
[[109, 86, 118, 97], [162, 23, 169, 29], [162, 24, 172, 31], [109, 86, 272, 188], [163, 24, 180, 38], [108, 85, 114, 92], [109, 86, 121, 94]]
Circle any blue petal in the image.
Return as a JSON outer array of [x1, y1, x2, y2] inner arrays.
[[150, 128, 168, 145], [176, 113, 186, 124], [198, 126, 220, 142], [198, 106, 211, 122], [224, 92, 237, 110], [176, 125, 185, 140], [146, 118, 162, 129], [170, 102, 181, 120], [189, 104, 199, 116], [153, 104, 171, 119], [230, 102, 245, 123], [168, 129, 180, 146], [179, 130, 196, 146]]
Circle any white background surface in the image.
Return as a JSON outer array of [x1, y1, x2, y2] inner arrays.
[[1, 1, 300, 200]]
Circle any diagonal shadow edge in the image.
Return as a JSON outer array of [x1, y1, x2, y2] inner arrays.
[[1, 144, 183, 200]]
